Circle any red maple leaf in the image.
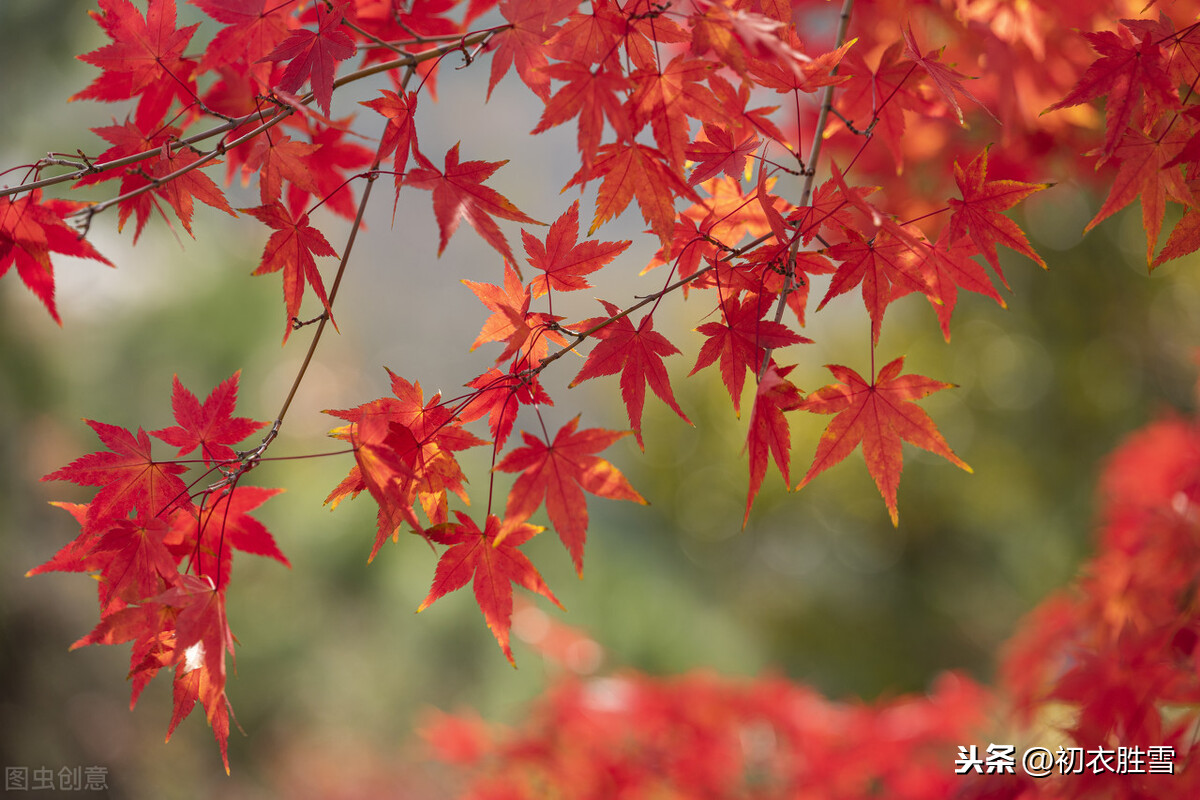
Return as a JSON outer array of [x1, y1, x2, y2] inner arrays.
[[523, 200, 631, 297], [282, 118, 375, 221], [1154, 208, 1200, 268], [71, 0, 200, 128], [629, 54, 724, 168], [151, 371, 268, 465], [150, 574, 236, 773], [324, 374, 486, 551], [901, 23, 995, 125], [496, 416, 646, 575], [360, 89, 419, 214], [565, 140, 700, 248], [461, 363, 555, 451], [532, 61, 631, 169], [0, 191, 113, 323], [917, 232, 1005, 341], [167, 486, 290, 590], [1083, 127, 1195, 265], [242, 201, 339, 341], [193, 0, 294, 82], [42, 421, 189, 533], [259, 0, 355, 116], [797, 357, 971, 525], [418, 512, 563, 665], [73, 120, 236, 243], [1044, 22, 1178, 163], [744, 362, 802, 525], [570, 299, 692, 449], [93, 516, 182, 613], [406, 143, 542, 263], [821, 226, 928, 346], [488, 0, 578, 101], [685, 123, 760, 185], [242, 134, 321, 206], [832, 40, 926, 171], [690, 292, 810, 413], [345, 407, 424, 561], [946, 147, 1049, 287]]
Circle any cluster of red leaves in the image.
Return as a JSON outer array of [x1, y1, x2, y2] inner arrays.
[[33, 373, 286, 773], [15, 0, 1200, 772], [423, 668, 992, 798], [426, 402, 1200, 797]]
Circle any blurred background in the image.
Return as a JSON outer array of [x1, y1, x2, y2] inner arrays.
[[4, 2, 1200, 797]]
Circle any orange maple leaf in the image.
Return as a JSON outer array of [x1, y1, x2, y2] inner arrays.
[[564, 140, 699, 247], [797, 357, 971, 526]]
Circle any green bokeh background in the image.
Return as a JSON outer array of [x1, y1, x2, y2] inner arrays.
[[4, 3, 1200, 797]]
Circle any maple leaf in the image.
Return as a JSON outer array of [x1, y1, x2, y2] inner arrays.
[[462, 261, 568, 364], [0, 191, 113, 323], [832, 41, 925, 171], [150, 574, 236, 773], [94, 517, 182, 612], [570, 299, 692, 450], [946, 147, 1049, 288], [917, 232, 1005, 341], [629, 54, 724, 168], [747, 31, 855, 95], [192, 0, 294, 81], [167, 486, 289, 589], [324, 372, 486, 546], [496, 416, 646, 575], [901, 23, 995, 125], [348, 406, 424, 561], [406, 143, 542, 263], [71, 0, 200, 129], [360, 89, 419, 214], [821, 227, 928, 346], [461, 364, 554, 451], [259, 0, 355, 116], [242, 134, 321, 205], [1154, 208, 1200, 268], [151, 371, 267, 465], [686, 123, 760, 185], [1044, 22, 1178, 163], [690, 0, 817, 79], [744, 362, 802, 526], [26, 503, 102, 578], [418, 512, 562, 665], [488, 0, 577, 101], [532, 61, 631, 169], [43, 421, 189, 534], [797, 357, 971, 526], [242, 201, 339, 342], [523, 201, 631, 297], [690, 293, 810, 414], [1083, 127, 1195, 265], [73, 120, 235, 243], [565, 141, 700, 248]]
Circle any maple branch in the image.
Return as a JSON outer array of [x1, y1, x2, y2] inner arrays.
[[0, 31, 496, 200], [272, 69, 415, 428], [532, 231, 776, 376], [757, 0, 854, 380]]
